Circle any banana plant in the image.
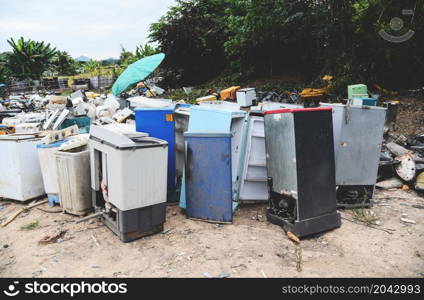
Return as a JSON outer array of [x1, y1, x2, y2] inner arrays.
[[6, 37, 58, 80]]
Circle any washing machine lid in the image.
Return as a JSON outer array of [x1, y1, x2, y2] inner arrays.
[[90, 124, 148, 147]]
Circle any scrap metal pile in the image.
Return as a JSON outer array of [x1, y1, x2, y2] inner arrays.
[[0, 53, 422, 245], [378, 133, 424, 193]]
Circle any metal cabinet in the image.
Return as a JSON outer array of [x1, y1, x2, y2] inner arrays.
[[321, 103, 387, 207], [264, 107, 341, 237]]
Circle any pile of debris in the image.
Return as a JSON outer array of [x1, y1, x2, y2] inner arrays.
[[377, 133, 424, 193], [0, 90, 147, 135]]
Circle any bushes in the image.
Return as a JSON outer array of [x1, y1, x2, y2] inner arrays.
[[150, 0, 424, 93]]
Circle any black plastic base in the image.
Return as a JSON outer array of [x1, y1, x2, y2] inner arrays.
[[266, 209, 341, 238], [336, 185, 374, 209], [167, 187, 180, 203], [100, 202, 166, 243], [102, 216, 164, 243], [92, 189, 166, 242]]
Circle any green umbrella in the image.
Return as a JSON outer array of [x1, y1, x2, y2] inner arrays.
[[112, 53, 165, 96]]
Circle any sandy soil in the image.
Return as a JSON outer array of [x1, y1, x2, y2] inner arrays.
[[0, 189, 423, 278]]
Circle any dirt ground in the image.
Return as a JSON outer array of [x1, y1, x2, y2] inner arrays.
[[0, 189, 423, 278], [393, 97, 424, 136]]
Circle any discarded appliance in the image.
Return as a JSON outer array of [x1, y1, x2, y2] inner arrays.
[[89, 124, 168, 242], [174, 104, 191, 187], [59, 116, 91, 134], [37, 139, 68, 205], [220, 86, 240, 100], [128, 96, 172, 108], [236, 111, 268, 202], [350, 98, 377, 107], [236, 88, 256, 107], [0, 134, 45, 201], [14, 123, 40, 134], [56, 145, 92, 216], [321, 103, 386, 208], [43, 110, 60, 130], [264, 107, 341, 237], [384, 101, 400, 133], [135, 105, 177, 202], [41, 125, 78, 145], [179, 105, 246, 209], [196, 95, 217, 104], [199, 100, 240, 110], [2, 117, 22, 126], [348, 84, 368, 99], [184, 132, 233, 223], [52, 109, 70, 130]]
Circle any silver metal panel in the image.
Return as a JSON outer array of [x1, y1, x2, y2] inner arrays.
[[264, 113, 298, 198], [174, 109, 190, 178], [321, 103, 386, 185]]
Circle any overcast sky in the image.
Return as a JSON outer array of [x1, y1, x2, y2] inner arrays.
[[0, 0, 175, 60]]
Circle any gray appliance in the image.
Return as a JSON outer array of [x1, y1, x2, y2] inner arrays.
[[89, 124, 168, 242], [321, 103, 387, 208], [264, 107, 341, 237]]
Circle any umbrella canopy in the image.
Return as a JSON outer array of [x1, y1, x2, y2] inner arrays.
[[112, 53, 165, 96]]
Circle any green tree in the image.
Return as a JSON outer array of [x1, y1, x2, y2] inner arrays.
[[6, 37, 58, 80], [121, 44, 159, 66], [150, 0, 424, 92], [149, 0, 230, 86], [0, 52, 13, 83], [82, 60, 101, 74], [118, 46, 134, 65], [51, 51, 78, 76], [224, 0, 318, 78]]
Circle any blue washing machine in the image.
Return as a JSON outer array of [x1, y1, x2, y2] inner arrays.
[[135, 106, 177, 202]]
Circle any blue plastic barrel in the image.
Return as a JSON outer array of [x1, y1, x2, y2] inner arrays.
[[135, 106, 176, 201], [184, 132, 233, 222]]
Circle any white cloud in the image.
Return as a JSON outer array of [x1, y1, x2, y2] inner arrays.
[[0, 0, 175, 59]]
